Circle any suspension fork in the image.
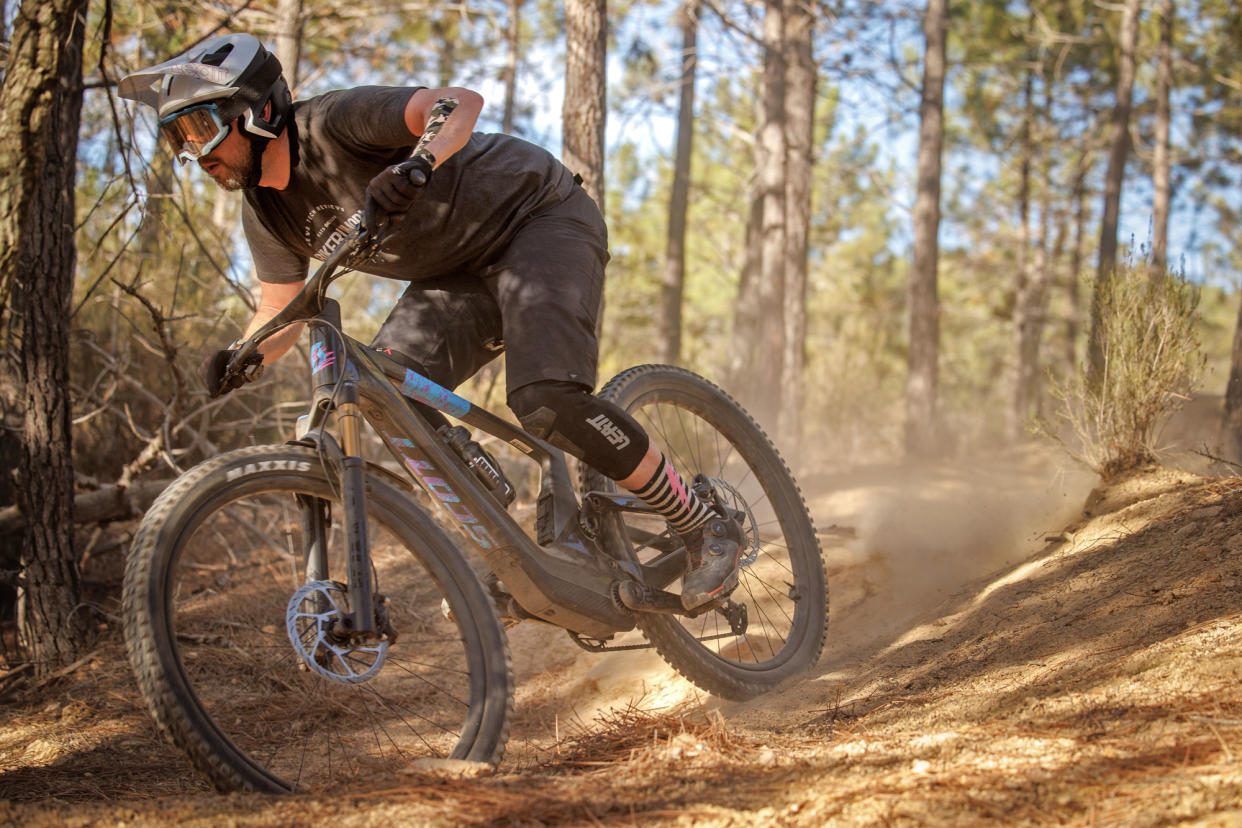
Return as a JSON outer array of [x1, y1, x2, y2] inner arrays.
[[334, 391, 377, 639], [297, 495, 331, 582], [303, 304, 377, 639]]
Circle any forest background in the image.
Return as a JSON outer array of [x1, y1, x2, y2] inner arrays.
[[2, 0, 1242, 669]]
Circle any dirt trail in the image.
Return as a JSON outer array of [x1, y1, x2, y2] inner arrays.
[[6, 450, 1242, 826]]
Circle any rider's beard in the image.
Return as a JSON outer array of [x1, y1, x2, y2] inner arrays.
[[202, 142, 258, 191]]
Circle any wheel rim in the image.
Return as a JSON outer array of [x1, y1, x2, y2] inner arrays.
[[160, 484, 489, 791], [619, 389, 812, 672]]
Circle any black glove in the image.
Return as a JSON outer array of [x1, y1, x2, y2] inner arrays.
[[363, 155, 434, 237], [199, 348, 262, 398]]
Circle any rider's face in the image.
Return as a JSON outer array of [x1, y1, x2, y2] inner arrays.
[[197, 119, 258, 191]]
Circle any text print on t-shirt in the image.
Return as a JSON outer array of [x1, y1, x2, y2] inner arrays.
[[303, 204, 363, 260]]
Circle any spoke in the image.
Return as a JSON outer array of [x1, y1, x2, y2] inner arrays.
[[740, 577, 786, 660], [746, 569, 796, 629], [674, 405, 705, 474], [267, 673, 322, 782], [753, 546, 796, 577], [358, 682, 456, 750], [385, 654, 470, 677], [381, 657, 471, 709]]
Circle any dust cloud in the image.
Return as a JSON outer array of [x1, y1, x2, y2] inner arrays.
[[504, 446, 1097, 732]]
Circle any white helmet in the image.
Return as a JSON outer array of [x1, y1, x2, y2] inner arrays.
[[120, 33, 292, 158]]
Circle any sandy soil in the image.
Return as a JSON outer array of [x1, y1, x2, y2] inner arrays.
[[5, 447, 1242, 826]]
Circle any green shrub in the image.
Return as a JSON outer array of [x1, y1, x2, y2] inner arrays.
[[1044, 256, 1205, 479]]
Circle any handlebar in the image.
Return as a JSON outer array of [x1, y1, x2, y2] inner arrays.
[[223, 224, 375, 382]]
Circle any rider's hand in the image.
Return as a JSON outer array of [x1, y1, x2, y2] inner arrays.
[[363, 155, 433, 237], [199, 348, 261, 398]]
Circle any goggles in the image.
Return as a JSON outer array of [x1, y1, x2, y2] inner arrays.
[[158, 103, 230, 164]]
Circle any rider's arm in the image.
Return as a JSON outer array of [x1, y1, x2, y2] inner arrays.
[[402, 86, 484, 168], [243, 280, 304, 365]]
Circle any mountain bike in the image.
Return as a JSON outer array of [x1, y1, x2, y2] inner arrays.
[[122, 226, 828, 793]]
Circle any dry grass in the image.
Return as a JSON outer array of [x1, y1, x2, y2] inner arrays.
[[4, 466, 1242, 825]]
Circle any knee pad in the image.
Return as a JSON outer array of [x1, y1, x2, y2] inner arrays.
[[508, 381, 648, 479]]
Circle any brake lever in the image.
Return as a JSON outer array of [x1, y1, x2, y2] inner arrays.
[[223, 348, 265, 389], [350, 224, 386, 266]]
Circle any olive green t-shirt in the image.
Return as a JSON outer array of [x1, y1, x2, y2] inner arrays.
[[242, 86, 578, 284]]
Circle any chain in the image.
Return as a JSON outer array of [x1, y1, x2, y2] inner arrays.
[[566, 629, 743, 653]]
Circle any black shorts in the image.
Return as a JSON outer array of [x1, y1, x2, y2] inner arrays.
[[370, 185, 608, 396]]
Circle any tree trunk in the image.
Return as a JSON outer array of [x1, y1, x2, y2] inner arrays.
[[431, 15, 458, 89], [1222, 297, 1242, 463], [274, 0, 304, 93], [751, 0, 786, 429], [779, 0, 815, 442], [1066, 154, 1088, 374], [563, 0, 607, 217], [1008, 66, 1035, 442], [0, 0, 92, 670], [905, 0, 947, 458], [501, 0, 524, 134], [728, 189, 763, 388], [0, 1, 87, 324], [658, 0, 700, 366], [1087, 0, 1140, 381], [1152, 0, 1174, 274]]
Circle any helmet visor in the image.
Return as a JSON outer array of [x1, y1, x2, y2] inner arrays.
[[158, 104, 229, 163]]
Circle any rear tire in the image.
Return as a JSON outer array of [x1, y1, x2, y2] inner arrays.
[[584, 365, 828, 700], [124, 445, 514, 792]]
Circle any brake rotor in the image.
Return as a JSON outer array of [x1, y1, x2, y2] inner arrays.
[[286, 580, 388, 683]]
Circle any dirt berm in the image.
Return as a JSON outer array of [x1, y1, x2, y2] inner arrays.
[[3, 453, 1241, 826]]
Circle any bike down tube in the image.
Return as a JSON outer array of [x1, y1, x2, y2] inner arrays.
[[341, 347, 634, 640], [359, 343, 582, 542]]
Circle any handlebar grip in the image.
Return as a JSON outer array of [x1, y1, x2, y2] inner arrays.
[[407, 167, 429, 187]]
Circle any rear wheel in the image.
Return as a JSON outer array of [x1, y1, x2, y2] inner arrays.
[[124, 445, 514, 792], [584, 365, 828, 700]]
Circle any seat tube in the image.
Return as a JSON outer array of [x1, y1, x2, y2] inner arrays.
[[336, 389, 376, 638]]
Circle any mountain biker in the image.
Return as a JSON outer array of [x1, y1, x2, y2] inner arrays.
[[119, 33, 742, 610]]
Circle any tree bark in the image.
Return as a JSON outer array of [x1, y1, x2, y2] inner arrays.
[[1152, 0, 1174, 274], [563, 0, 607, 217], [1008, 65, 1035, 442], [1066, 154, 1088, 374], [905, 0, 947, 458], [0, 0, 92, 670], [751, 0, 787, 428], [1087, 0, 1140, 381], [658, 0, 700, 366], [273, 0, 304, 93], [780, 0, 815, 442], [728, 189, 764, 388], [0, 481, 169, 536], [1222, 297, 1242, 463], [502, 0, 524, 134], [0, 1, 87, 326]]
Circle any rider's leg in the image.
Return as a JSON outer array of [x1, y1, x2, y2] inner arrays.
[[371, 274, 504, 430], [485, 186, 742, 608], [508, 380, 743, 608]]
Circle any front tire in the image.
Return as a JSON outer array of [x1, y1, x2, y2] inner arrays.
[[584, 365, 828, 700], [123, 445, 514, 792]]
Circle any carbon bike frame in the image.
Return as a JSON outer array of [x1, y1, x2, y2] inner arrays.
[[226, 229, 679, 642]]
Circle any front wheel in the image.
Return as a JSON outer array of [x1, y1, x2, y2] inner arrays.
[[584, 365, 829, 701], [123, 445, 514, 792]]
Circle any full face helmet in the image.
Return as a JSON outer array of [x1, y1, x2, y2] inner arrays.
[[119, 33, 292, 170]]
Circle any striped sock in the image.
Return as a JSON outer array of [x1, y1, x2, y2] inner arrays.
[[627, 453, 715, 536]]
